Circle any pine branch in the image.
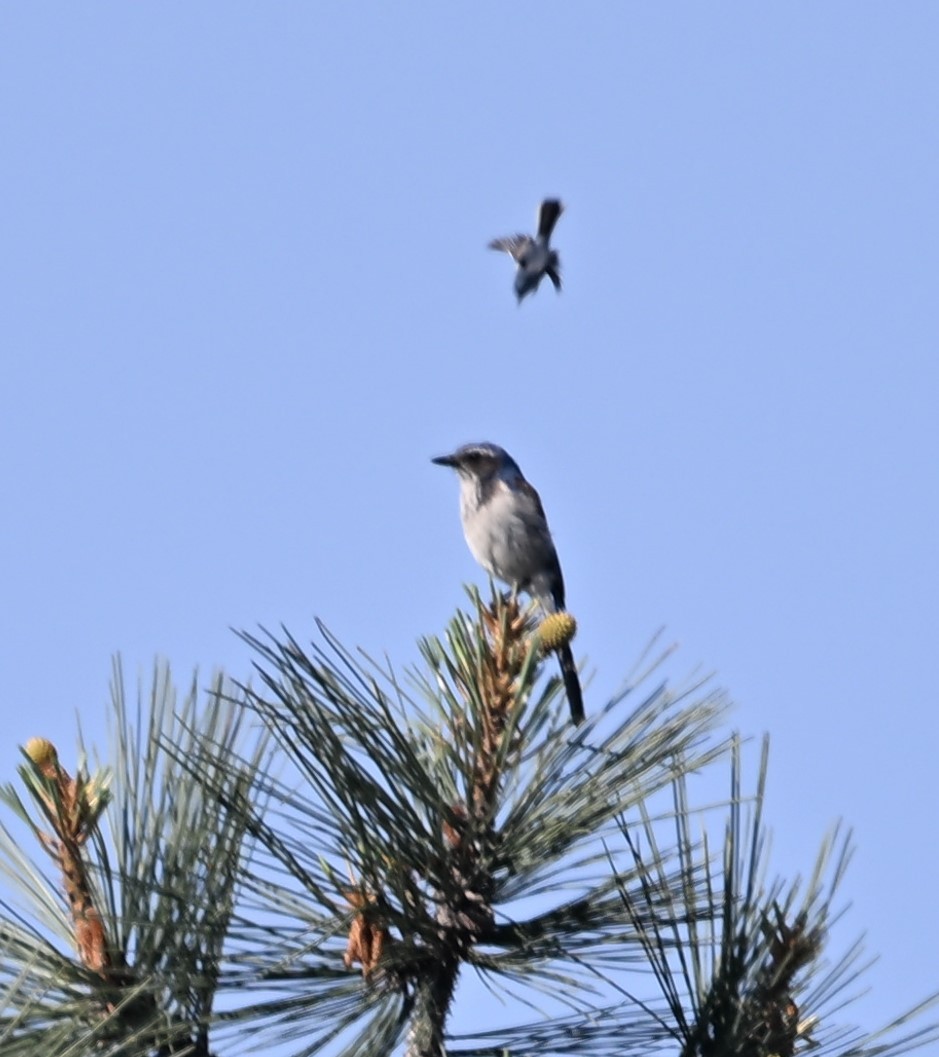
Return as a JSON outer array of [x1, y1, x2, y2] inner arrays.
[[213, 587, 732, 1055], [0, 660, 268, 1057], [601, 737, 939, 1057], [1, 595, 935, 1057]]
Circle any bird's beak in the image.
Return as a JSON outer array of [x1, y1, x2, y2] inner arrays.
[[431, 453, 457, 468]]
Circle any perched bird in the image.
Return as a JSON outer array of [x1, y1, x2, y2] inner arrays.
[[488, 199, 564, 303], [432, 441, 584, 724]]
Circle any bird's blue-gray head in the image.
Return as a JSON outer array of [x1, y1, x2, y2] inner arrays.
[[431, 442, 521, 483]]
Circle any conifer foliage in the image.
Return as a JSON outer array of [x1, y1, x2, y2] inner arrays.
[[0, 591, 935, 1056]]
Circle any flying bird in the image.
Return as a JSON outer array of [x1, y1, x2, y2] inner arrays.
[[488, 199, 564, 303], [432, 441, 584, 724]]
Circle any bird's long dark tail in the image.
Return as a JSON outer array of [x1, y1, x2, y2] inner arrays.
[[556, 643, 584, 725], [538, 198, 564, 241]]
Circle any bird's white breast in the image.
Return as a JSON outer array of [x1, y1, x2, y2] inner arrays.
[[459, 477, 549, 588]]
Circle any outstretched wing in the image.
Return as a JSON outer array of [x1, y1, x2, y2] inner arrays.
[[488, 234, 534, 262]]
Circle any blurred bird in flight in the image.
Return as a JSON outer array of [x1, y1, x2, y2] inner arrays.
[[488, 199, 564, 303]]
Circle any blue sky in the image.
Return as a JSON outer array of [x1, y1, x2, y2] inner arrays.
[[2, 2, 937, 1046]]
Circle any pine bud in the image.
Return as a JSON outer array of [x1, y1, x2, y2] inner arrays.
[[537, 612, 577, 652], [24, 737, 58, 767]]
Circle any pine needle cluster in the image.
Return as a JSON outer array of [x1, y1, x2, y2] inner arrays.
[[0, 589, 935, 1057]]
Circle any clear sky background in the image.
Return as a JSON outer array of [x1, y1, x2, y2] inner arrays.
[[2, 2, 937, 1048]]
